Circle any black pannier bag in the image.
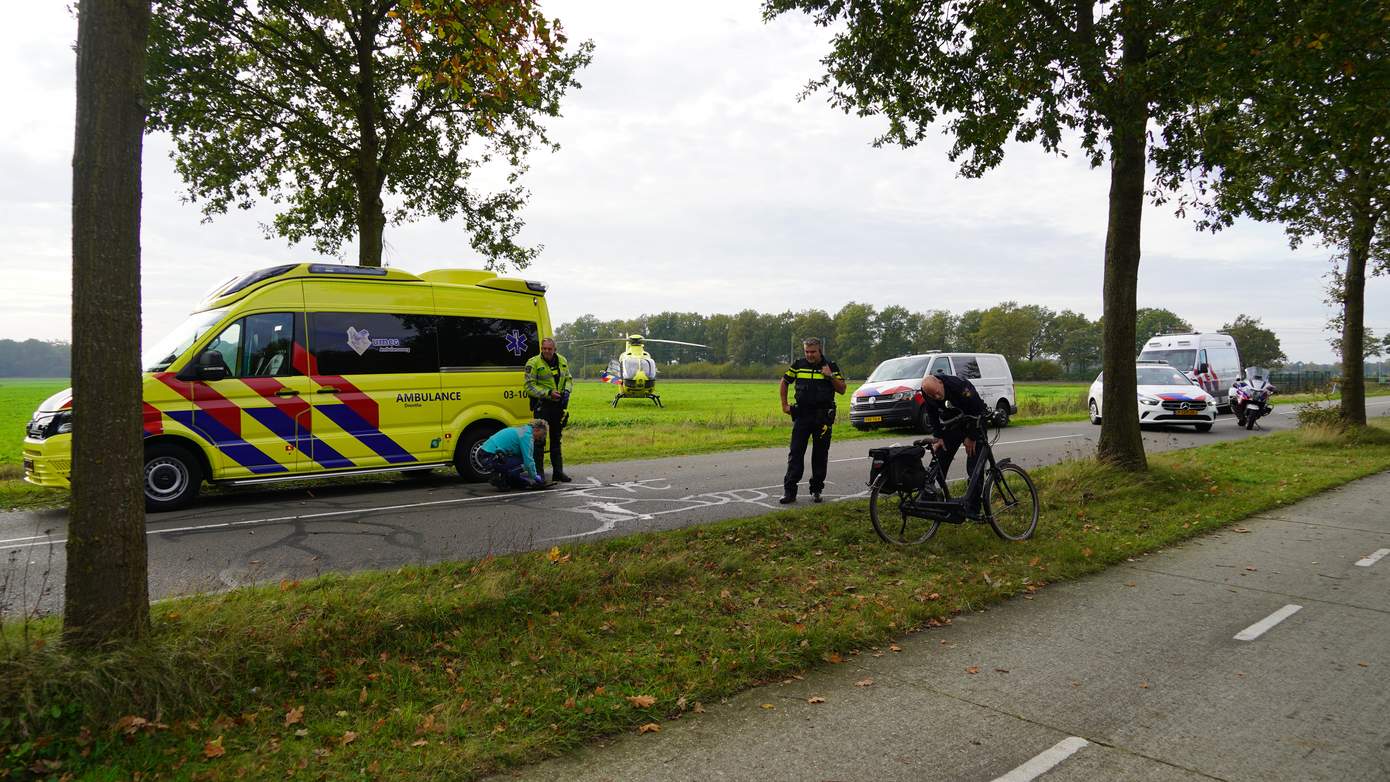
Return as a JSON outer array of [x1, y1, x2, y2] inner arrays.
[[867, 445, 926, 492]]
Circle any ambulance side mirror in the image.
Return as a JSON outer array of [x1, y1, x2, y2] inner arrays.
[[1196, 363, 1209, 374], [178, 350, 230, 382]]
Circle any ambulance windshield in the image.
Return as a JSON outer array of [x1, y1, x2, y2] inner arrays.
[[142, 309, 228, 372]]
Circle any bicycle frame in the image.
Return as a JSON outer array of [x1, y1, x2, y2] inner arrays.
[[895, 427, 1013, 524]]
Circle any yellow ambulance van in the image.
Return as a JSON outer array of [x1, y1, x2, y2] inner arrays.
[[23, 263, 551, 510]]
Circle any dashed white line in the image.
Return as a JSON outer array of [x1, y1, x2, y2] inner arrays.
[[1234, 604, 1302, 641], [1355, 548, 1389, 568], [992, 736, 1090, 782]]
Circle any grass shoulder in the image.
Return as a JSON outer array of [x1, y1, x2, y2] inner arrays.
[[4, 421, 1389, 779]]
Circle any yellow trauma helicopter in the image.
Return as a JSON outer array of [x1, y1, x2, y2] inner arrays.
[[562, 334, 708, 407]]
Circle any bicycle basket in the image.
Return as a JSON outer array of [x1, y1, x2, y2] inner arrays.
[[868, 445, 926, 492]]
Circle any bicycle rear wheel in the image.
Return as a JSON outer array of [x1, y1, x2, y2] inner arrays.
[[984, 464, 1039, 541], [869, 478, 940, 545]]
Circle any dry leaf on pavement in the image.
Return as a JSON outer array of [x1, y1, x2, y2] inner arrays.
[[638, 723, 661, 734], [854, 678, 874, 687], [965, 666, 980, 675], [807, 697, 826, 704]]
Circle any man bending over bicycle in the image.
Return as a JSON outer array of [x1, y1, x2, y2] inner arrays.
[[920, 371, 990, 514]]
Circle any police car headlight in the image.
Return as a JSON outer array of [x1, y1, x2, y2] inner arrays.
[[892, 391, 912, 401], [1138, 395, 1160, 406], [54, 411, 73, 434]]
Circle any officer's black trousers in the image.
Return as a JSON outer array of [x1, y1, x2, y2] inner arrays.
[[935, 429, 981, 510], [783, 412, 832, 497], [533, 400, 565, 477]]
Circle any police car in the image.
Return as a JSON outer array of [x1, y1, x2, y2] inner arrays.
[[1088, 360, 1216, 431]]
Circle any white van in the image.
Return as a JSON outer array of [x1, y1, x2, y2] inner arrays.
[[1137, 332, 1242, 409], [850, 351, 1017, 433]]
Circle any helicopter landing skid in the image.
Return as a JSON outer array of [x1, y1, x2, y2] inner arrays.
[[612, 393, 663, 408]]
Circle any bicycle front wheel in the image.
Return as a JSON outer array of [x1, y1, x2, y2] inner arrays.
[[869, 480, 940, 546], [984, 464, 1039, 541]]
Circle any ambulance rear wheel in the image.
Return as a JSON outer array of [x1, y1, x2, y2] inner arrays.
[[456, 424, 502, 482], [144, 442, 202, 512]]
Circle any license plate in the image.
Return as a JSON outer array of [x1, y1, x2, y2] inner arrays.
[[864, 416, 883, 423], [1175, 409, 1197, 416], [23, 458, 34, 474]]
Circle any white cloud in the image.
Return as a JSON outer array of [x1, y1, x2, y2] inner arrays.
[[1, 0, 1384, 364]]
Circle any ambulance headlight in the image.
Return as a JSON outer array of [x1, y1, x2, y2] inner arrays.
[[54, 411, 73, 434]]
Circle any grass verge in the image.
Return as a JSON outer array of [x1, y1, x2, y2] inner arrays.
[[4, 421, 1389, 780]]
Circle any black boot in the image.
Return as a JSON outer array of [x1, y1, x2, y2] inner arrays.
[[552, 457, 572, 483]]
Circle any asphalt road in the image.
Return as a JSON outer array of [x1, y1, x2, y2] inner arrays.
[[3, 400, 1388, 617]]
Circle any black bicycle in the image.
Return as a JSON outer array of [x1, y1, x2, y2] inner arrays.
[[867, 412, 1039, 545]]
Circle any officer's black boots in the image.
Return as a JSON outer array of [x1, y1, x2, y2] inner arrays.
[[554, 472, 572, 483], [779, 494, 795, 504], [812, 492, 823, 503]]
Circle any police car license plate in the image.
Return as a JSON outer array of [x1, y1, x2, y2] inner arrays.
[[864, 416, 883, 423], [23, 458, 34, 474], [1176, 409, 1197, 416]]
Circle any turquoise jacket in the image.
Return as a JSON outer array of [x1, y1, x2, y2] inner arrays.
[[481, 424, 540, 481]]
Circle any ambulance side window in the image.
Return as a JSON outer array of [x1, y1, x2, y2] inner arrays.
[[205, 321, 241, 375], [438, 317, 540, 368], [1198, 349, 1208, 371], [241, 313, 297, 377], [309, 313, 439, 375]]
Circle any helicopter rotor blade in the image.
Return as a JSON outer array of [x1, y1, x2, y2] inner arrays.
[[640, 339, 709, 348]]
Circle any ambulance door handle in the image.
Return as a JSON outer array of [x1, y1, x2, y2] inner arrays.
[[275, 389, 300, 397], [316, 387, 342, 394]]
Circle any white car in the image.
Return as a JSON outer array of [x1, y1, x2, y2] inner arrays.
[[1088, 361, 1216, 432]]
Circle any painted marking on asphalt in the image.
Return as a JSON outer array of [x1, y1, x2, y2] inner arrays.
[[1355, 548, 1390, 567], [1234, 604, 1302, 641], [992, 736, 1089, 782], [0, 488, 567, 552]]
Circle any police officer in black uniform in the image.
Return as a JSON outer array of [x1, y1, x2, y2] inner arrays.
[[920, 370, 990, 514], [780, 337, 846, 504]]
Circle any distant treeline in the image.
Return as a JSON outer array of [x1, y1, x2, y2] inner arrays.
[[0, 340, 71, 377], [555, 304, 1205, 381]]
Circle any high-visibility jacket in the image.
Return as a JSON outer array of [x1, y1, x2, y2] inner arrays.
[[783, 358, 844, 409], [524, 353, 572, 401]]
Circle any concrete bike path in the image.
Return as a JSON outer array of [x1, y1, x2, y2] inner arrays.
[[493, 471, 1390, 782]]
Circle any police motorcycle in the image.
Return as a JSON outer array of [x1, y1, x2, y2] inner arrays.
[[1229, 367, 1276, 430]]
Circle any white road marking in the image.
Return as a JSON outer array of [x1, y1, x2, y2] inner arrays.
[[992, 736, 1089, 782], [1355, 548, 1390, 568], [1, 488, 566, 552], [1234, 604, 1302, 641]]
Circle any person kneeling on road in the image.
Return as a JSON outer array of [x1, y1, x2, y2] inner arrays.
[[920, 372, 989, 517], [478, 419, 549, 491]]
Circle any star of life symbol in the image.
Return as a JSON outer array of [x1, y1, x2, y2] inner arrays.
[[505, 330, 528, 356]]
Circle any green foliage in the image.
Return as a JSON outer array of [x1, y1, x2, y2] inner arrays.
[[1221, 314, 1287, 368], [832, 302, 877, 368], [146, 0, 593, 266], [1134, 308, 1194, 354]]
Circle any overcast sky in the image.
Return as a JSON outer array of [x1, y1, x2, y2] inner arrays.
[[2, 1, 1385, 363]]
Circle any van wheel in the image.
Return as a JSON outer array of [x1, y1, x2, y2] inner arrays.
[[915, 404, 932, 434], [1088, 399, 1101, 425], [455, 424, 503, 482], [144, 442, 202, 512], [993, 400, 1011, 428]]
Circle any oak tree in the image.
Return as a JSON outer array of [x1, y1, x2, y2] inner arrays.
[[147, 0, 593, 267], [65, 0, 153, 648]]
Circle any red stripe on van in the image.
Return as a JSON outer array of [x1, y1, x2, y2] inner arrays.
[[154, 372, 243, 436]]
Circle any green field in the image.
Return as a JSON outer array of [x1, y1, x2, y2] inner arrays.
[[0, 378, 67, 465]]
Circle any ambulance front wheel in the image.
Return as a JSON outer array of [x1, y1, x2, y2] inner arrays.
[[455, 424, 502, 482], [144, 442, 202, 512]]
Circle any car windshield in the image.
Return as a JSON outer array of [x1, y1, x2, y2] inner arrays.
[[141, 309, 228, 372], [867, 356, 932, 382], [1136, 366, 1192, 386], [1137, 349, 1196, 369]]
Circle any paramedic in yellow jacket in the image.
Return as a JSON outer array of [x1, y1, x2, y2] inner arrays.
[[524, 338, 574, 482]]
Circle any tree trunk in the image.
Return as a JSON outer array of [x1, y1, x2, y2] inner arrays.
[[1096, 25, 1150, 471], [354, 5, 385, 267], [1339, 208, 1376, 427], [64, 0, 152, 648]]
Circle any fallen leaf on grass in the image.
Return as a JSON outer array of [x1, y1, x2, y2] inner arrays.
[[626, 695, 657, 708], [340, 731, 357, 746], [1081, 547, 1093, 558], [854, 678, 874, 687], [283, 706, 304, 727], [807, 697, 826, 704], [410, 739, 428, 747], [294, 729, 309, 738], [965, 666, 980, 675], [546, 546, 571, 564], [825, 652, 844, 664], [202, 736, 225, 760], [279, 579, 300, 591], [638, 723, 661, 734], [692, 702, 705, 714]]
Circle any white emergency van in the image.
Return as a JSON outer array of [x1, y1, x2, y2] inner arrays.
[[1137, 332, 1242, 409]]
